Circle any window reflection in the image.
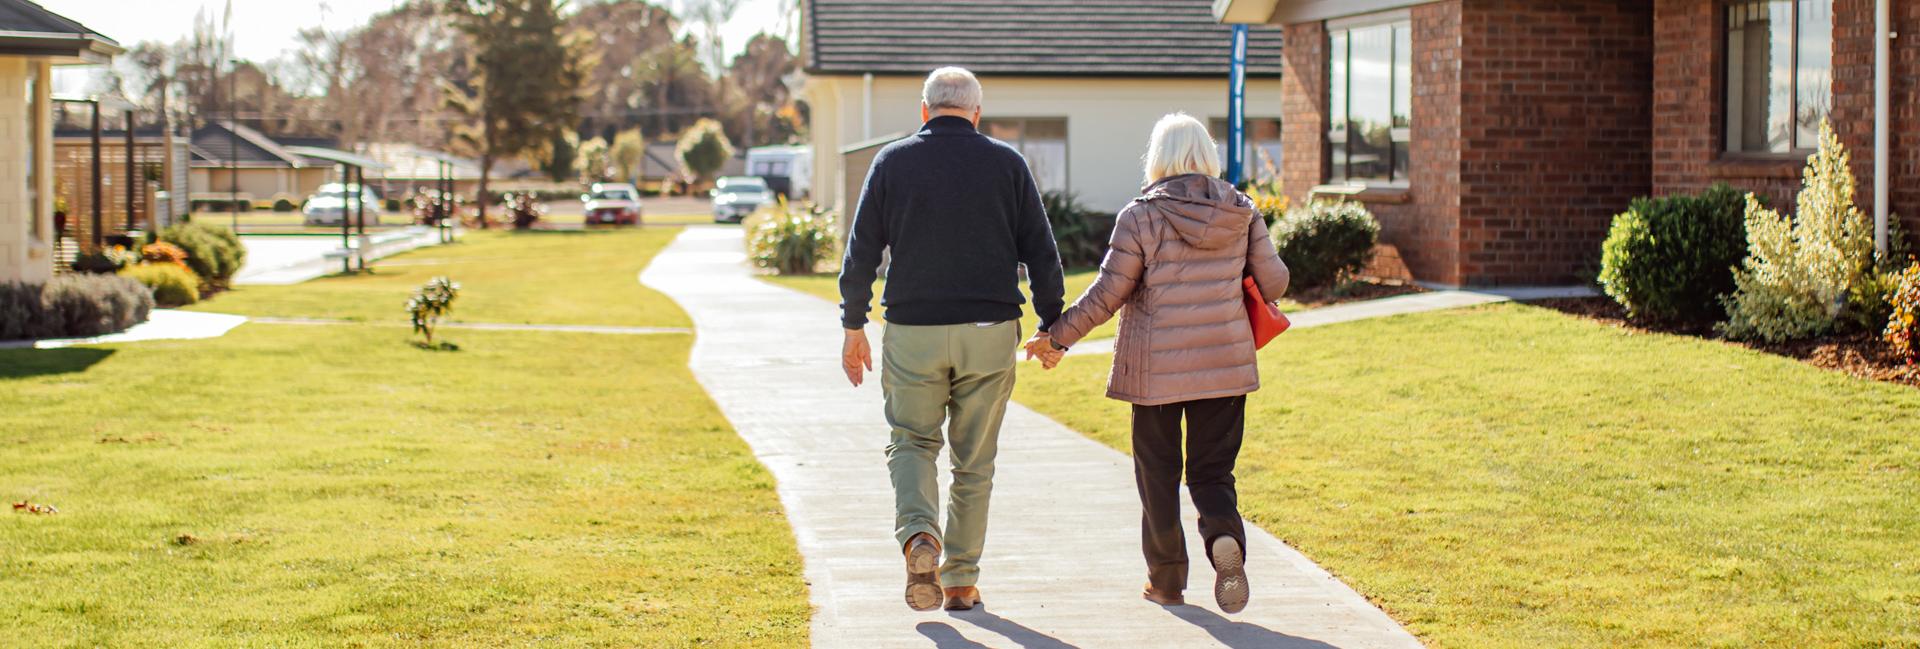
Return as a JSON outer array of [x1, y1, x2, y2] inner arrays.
[[1327, 18, 1412, 186]]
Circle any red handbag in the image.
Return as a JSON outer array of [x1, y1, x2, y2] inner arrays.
[[1243, 276, 1290, 350]]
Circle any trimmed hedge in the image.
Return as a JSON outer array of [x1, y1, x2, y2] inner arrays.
[[1272, 199, 1380, 288], [120, 264, 201, 307], [0, 275, 154, 340], [151, 222, 247, 286], [1598, 183, 1750, 326]]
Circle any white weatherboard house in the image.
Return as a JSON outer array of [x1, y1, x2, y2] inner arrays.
[[0, 0, 119, 282], [801, 0, 1284, 217]]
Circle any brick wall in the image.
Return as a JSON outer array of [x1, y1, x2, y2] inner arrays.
[[1279, 21, 1327, 202], [1454, 0, 1655, 284], [1378, 0, 1464, 285], [1654, 0, 1920, 240]]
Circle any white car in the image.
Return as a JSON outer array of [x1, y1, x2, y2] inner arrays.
[[303, 184, 384, 227], [582, 183, 644, 225], [712, 176, 773, 223]]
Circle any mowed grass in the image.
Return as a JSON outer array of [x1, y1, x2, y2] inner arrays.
[[1, 227, 808, 647], [764, 268, 1126, 341], [189, 229, 689, 327], [1013, 303, 1920, 647]]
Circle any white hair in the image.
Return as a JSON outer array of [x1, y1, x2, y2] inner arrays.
[[921, 67, 982, 113], [1143, 112, 1222, 185]]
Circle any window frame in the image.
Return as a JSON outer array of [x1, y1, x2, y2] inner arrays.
[[1325, 11, 1414, 188], [1721, 0, 1832, 155], [979, 116, 1071, 194]]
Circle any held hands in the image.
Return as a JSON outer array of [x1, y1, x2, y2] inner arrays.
[[842, 328, 873, 386], [1024, 332, 1065, 370]]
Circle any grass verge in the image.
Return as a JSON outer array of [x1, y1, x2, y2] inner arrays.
[[1013, 303, 1920, 647]]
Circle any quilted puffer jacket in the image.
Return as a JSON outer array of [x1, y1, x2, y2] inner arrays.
[[1049, 174, 1290, 406]]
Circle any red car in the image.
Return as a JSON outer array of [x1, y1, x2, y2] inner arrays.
[[582, 183, 643, 225]]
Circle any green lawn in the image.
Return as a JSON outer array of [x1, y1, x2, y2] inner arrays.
[[764, 268, 1126, 340], [190, 229, 690, 327], [1013, 304, 1920, 647], [2, 228, 807, 647]]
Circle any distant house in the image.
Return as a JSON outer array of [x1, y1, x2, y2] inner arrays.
[[0, 0, 119, 282], [189, 121, 333, 210], [801, 0, 1285, 215], [357, 142, 484, 200], [1214, 0, 1920, 286]]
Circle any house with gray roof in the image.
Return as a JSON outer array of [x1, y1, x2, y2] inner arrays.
[[0, 0, 119, 282], [801, 0, 1283, 214]]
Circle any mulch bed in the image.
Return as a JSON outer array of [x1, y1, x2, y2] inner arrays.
[[1290, 279, 1426, 309], [1531, 297, 1920, 389]]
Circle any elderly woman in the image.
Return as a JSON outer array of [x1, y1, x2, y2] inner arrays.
[[1031, 113, 1289, 613]]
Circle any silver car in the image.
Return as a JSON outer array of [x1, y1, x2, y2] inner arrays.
[[303, 183, 384, 227], [711, 176, 773, 223]]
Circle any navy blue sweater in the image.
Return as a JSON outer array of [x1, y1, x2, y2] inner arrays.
[[838, 116, 1065, 331]]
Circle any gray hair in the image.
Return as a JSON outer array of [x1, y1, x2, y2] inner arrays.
[[921, 67, 982, 113]]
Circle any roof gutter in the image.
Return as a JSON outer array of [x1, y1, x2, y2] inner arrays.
[[0, 30, 122, 63], [1874, 0, 1892, 259], [1214, 0, 1425, 24]]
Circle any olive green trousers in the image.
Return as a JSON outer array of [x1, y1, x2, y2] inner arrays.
[[881, 320, 1019, 588]]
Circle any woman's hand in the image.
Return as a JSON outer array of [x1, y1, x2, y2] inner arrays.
[[1024, 332, 1065, 369]]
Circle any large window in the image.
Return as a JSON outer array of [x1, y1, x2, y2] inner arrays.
[[981, 118, 1068, 193], [1209, 117, 1283, 184], [1725, 0, 1832, 153], [1328, 16, 1412, 186]]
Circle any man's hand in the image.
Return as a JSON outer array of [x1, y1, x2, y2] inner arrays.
[[1024, 332, 1065, 370], [842, 328, 874, 386]]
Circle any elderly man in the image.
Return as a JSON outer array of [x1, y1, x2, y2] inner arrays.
[[837, 66, 1065, 612]]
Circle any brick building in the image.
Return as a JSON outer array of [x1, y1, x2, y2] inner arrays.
[[1215, 0, 1917, 287], [0, 0, 118, 283]]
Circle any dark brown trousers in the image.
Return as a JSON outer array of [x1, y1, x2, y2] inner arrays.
[[1130, 395, 1248, 595]]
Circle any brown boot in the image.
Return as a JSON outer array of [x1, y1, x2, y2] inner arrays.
[[1142, 582, 1185, 606], [903, 533, 942, 611], [943, 586, 983, 611]]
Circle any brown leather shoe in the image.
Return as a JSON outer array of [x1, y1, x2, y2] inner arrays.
[[903, 533, 942, 611], [1142, 582, 1185, 606], [943, 586, 983, 611]]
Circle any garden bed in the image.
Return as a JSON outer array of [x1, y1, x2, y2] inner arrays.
[[1533, 297, 1919, 389]]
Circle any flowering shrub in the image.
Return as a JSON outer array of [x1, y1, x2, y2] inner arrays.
[[1886, 262, 1920, 364], [749, 198, 838, 275], [407, 276, 460, 348], [1719, 122, 1878, 342], [140, 242, 191, 268]]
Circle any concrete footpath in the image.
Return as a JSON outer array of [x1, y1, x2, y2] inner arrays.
[[642, 226, 1424, 649]]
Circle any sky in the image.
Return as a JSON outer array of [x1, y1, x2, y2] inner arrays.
[[40, 0, 787, 92]]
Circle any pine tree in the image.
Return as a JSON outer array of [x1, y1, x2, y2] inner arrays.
[[1720, 121, 1878, 342], [677, 118, 734, 185]]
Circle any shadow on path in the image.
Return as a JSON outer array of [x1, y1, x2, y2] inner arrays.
[[950, 609, 1082, 649], [917, 622, 991, 649], [1167, 605, 1343, 649], [0, 347, 114, 379]]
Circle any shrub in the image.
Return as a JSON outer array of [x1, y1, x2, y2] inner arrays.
[[749, 199, 838, 275], [71, 247, 137, 274], [1043, 190, 1115, 268], [1249, 190, 1288, 229], [1886, 261, 1920, 364], [406, 276, 460, 347], [120, 263, 201, 307], [272, 198, 297, 212], [1272, 199, 1380, 288], [1597, 183, 1750, 326], [140, 242, 191, 268], [1720, 122, 1878, 342], [676, 118, 734, 184], [1, 275, 153, 340], [152, 222, 247, 286]]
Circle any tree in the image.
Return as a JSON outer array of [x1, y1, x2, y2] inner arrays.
[[610, 128, 646, 183], [677, 118, 733, 185], [542, 130, 581, 182], [724, 33, 801, 147], [575, 136, 611, 183], [443, 0, 589, 226]]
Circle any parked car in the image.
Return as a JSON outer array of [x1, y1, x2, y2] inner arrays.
[[582, 182, 644, 225], [303, 183, 384, 227], [712, 176, 773, 223]]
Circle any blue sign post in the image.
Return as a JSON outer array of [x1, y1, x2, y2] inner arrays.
[[1226, 24, 1249, 185]]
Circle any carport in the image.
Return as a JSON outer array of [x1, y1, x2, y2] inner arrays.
[[284, 146, 389, 274]]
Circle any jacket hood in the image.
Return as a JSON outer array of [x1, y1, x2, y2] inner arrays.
[[1139, 174, 1253, 250]]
